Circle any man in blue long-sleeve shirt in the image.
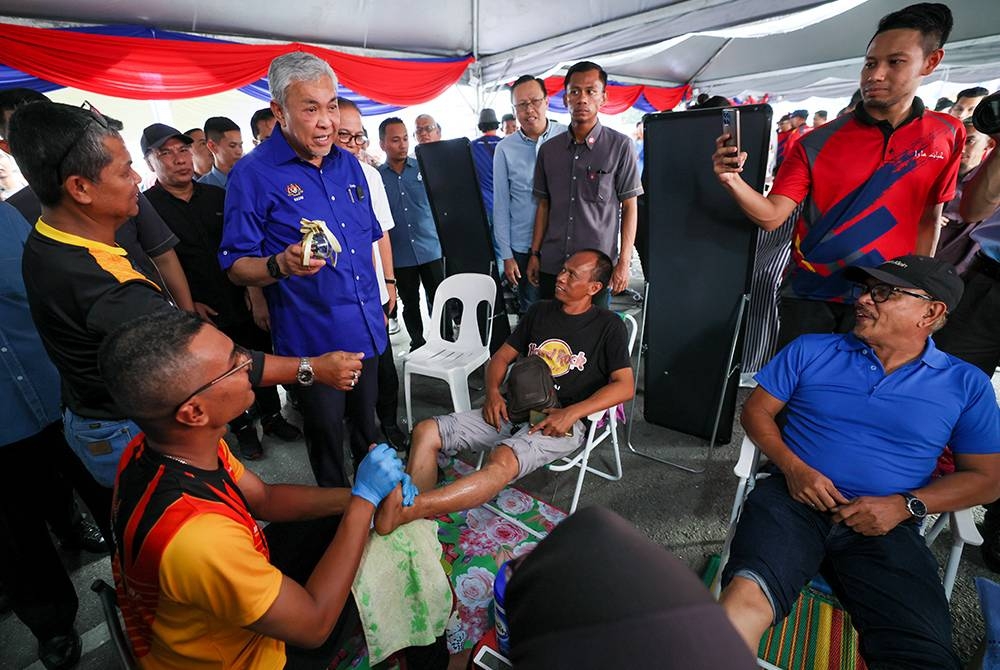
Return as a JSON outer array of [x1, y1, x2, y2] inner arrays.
[[493, 75, 567, 314]]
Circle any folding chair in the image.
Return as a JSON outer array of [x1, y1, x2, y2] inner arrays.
[[91, 578, 138, 669], [546, 313, 639, 513], [404, 273, 496, 429], [714, 435, 983, 602]]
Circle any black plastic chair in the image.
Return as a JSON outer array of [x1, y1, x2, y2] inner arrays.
[[90, 578, 138, 669]]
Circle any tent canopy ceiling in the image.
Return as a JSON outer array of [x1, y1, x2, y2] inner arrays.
[[0, 0, 998, 101]]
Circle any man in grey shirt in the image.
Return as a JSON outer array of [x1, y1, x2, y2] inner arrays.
[[527, 61, 642, 307], [493, 74, 567, 314]]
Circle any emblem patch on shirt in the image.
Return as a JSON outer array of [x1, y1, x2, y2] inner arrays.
[[529, 340, 587, 377], [286, 183, 304, 198]]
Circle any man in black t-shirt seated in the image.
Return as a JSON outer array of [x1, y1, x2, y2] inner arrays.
[[375, 249, 634, 534]]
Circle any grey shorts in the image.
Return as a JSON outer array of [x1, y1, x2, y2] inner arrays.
[[434, 410, 586, 480]]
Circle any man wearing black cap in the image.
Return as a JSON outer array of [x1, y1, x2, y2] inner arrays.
[[472, 108, 503, 227], [142, 123, 301, 459], [501, 113, 517, 137], [721, 255, 1000, 669]]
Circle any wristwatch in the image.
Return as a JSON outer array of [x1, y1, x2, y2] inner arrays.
[[296, 357, 315, 386], [266, 254, 287, 280], [530, 249, 541, 258], [900, 492, 927, 519]]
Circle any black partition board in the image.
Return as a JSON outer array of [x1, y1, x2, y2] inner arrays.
[[642, 104, 771, 443], [415, 138, 510, 351]]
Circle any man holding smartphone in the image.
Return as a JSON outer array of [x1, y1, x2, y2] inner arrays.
[[713, 3, 964, 347]]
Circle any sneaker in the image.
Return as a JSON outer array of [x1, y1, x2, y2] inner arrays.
[[57, 517, 109, 554], [38, 629, 81, 670], [262, 413, 302, 442], [388, 317, 400, 335], [235, 425, 264, 460]]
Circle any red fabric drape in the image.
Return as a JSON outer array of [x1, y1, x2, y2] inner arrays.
[[543, 76, 689, 113], [643, 84, 692, 111], [0, 22, 471, 104]]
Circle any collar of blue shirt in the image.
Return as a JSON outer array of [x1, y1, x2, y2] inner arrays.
[[836, 331, 950, 370]]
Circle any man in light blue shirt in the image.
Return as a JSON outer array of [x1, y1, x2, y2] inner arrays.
[[493, 74, 567, 314], [378, 117, 444, 350], [196, 116, 243, 190]]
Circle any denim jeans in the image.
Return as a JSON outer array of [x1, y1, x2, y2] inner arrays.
[[62, 408, 141, 488]]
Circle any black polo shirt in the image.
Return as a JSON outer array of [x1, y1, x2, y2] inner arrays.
[[145, 182, 250, 330], [22, 220, 173, 419]]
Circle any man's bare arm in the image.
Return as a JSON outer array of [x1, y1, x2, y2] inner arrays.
[[611, 197, 637, 294], [914, 452, 1000, 514], [960, 144, 1000, 223], [916, 202, 944, 256], [482, 343, 520, 430], [529, 367, 634, 437], [526, 199, 549, 286], [152, 249, 194, 311], [238, 467, 352, 522], [228, 242, 325, 287], [712, 135, 798, 231]]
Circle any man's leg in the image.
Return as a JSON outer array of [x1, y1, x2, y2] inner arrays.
[[376, 306, 406, 450], [297, 383, 350, 488], [825, 524, 960, 670], [719, 475, 830, 654], [512, 251, 539, 314], [0, 424, 81, 666], [395, 264, 425, 350], [345, 355, 380, 470]]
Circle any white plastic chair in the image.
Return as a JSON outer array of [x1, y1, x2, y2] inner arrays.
[[404, 272, 497, 429], [714, 434, 983, 602], [545, 313, 639, 513]]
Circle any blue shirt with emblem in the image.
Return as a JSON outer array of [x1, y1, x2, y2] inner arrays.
[[219, 128, 386, 359], [756, 333, 1000, 499], [377, 158, 442, 268], [0, 202, 62, 446]]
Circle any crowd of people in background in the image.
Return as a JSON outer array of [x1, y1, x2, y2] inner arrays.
[[1, 1, 1000, 669]]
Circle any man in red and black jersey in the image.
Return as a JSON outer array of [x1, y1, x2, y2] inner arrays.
[[99, 310, 440, 669], [713, 3, 963, 348]]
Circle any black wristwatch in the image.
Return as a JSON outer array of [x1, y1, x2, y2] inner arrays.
[[266, 254, 287, 280], [530, 249, 541, 258], [296, 357, 315, 386], [900, 492, 927, 519]]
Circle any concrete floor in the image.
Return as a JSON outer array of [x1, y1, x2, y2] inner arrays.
[[2, 292, 997, 669]]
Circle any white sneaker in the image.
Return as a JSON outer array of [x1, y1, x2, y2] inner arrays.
[[388, 318, 400, 335]]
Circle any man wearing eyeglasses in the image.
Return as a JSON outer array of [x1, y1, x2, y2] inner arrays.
[[528, 61, 642, 307], [100, 310, 420, 670], [720, 255, 1000, 669], [413, 114, 442, 145], [494, 74, 567, 314], [221, 52, 388, 489], [143, 123, 302, 461]]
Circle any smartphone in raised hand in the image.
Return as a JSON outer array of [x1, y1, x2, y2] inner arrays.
[[722, 108, 741, 155]]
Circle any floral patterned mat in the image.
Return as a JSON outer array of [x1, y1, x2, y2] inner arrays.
[[332, 458, 566, 668]]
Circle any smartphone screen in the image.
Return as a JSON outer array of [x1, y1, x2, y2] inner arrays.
[[473, 647, 512, 670], [721, 108, 741, 154]]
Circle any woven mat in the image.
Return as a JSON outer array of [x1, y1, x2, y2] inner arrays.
[[704, 555, 867, 670]]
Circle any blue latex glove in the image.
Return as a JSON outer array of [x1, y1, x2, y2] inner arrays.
[[352, 443, 404, 506], [401, 473, 419, 507]]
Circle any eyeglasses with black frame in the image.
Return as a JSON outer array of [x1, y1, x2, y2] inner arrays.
[[337, 130, 367, 146], [852, 282, 936, 304], [172, 345, 253, 415]]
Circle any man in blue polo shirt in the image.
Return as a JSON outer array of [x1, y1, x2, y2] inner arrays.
[[720, 255, 1000, 670], [220, 52, 386, 488], [377, 117, 444, 351]]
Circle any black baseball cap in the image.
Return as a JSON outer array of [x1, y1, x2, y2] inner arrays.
[[843, 255, 964, 311], [140, 123, 193, 156]]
